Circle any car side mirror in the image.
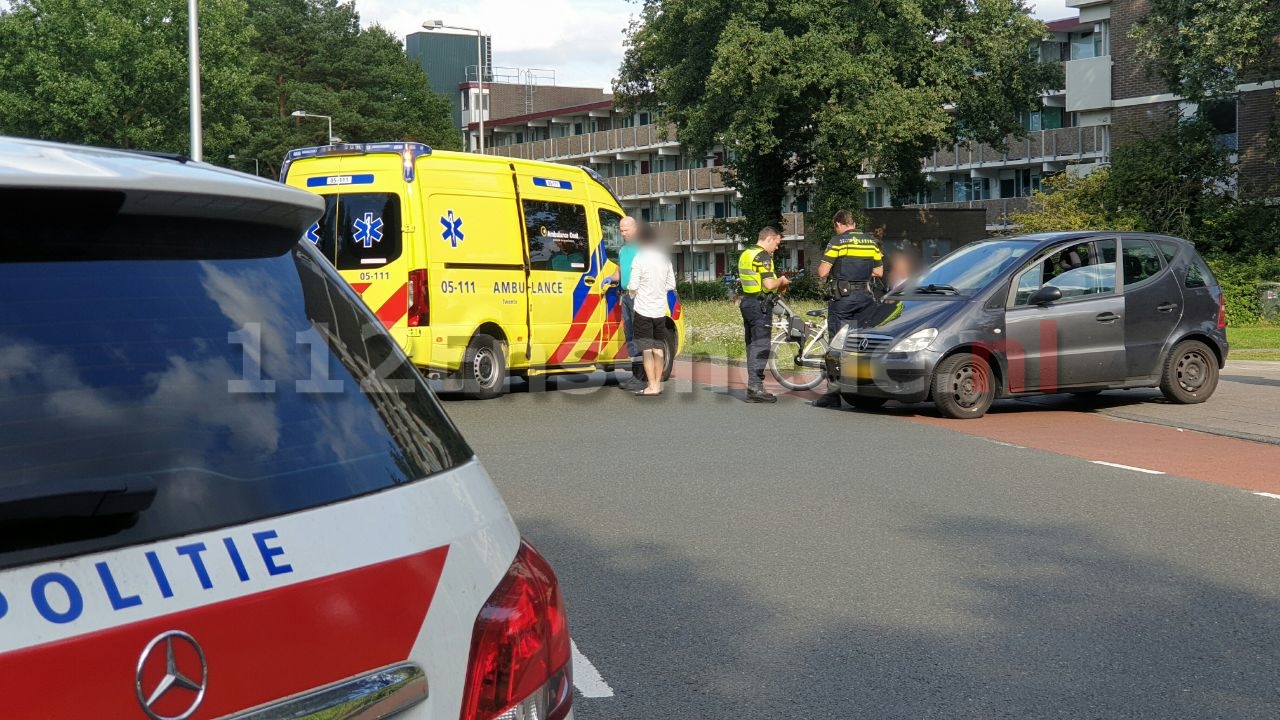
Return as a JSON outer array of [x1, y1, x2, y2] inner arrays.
[[1031, 286, 1062, 305]]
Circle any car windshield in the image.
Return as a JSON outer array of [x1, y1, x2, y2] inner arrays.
[[894, 240, 1040, 296]]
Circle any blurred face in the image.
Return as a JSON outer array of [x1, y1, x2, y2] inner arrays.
[[620, 217, 638, 242], [759, 233, 782, 253]]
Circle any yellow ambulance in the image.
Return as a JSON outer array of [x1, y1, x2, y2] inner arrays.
[[280, 142, 684, 398]]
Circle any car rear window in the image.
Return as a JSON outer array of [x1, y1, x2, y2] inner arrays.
[[1185, 253, 1218, 289], [0, 209, 470, 569], [307, 192, 403, 270]]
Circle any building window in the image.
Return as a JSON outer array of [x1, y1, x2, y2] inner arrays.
[[1070, 31, 1095, 60], [574, 122, 583, 135], [693, 252, 710, 273], [863, 186, 885, 208], [1202, 100, 1239, 151], [639, 112, 651, 126]]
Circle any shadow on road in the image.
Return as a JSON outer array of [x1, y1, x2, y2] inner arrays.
[[520, 514, 1280, 719]]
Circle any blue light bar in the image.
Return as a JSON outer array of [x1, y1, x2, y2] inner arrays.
[[280, 142, 433, 183]]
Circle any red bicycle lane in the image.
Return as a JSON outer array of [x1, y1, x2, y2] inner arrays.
[[674, 358, 1280, 496]]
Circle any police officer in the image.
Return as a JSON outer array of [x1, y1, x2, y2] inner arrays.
[[812, 210, 883, 409], [739, 227, 789, 403]]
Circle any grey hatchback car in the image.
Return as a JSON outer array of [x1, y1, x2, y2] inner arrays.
[[825, 232, 1228, 419]]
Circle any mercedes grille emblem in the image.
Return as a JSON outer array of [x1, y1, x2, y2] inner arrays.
[[135, 630, 208, 720]]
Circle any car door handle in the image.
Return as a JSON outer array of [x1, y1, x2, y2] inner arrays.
[[1157, 302, 1178, 313], [583, 276, 597, 287], [1095, 312, 1120, 323]]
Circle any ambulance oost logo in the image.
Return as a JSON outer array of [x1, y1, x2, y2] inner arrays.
[[135, 631, 208, 720], [440, 210, 464, 248]]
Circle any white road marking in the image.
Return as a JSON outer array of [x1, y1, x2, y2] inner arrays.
[[1253, 492, 1280, 501], [571, 639, 615, 698], [1090, 460, 1166, 475], [982, 438, 1026, 449]]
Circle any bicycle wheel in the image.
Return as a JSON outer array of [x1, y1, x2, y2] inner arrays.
[[767, 330, 827, 391]]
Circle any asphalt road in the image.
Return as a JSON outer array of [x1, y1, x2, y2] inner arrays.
[[445, 373, 1280, 719]]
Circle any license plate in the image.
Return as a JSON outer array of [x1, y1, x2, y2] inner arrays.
[[845, 354, 874, 381]]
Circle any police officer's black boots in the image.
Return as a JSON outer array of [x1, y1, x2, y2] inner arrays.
[[745, 385, 777, 403], [811, 390, 842, 409]]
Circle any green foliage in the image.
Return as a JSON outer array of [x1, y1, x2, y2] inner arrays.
[[1009, 169, 1141, 233], [0, 0, 255, 160], [1131, 0, 1280, 101], [1207, 254, 1280, 326], [676, 280, 729, 302], [618, 0, 1060, 239], [0, 0, 460, 176], [783, 272, 824, 301]]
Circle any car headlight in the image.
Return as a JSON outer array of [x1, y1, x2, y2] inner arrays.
[[890, 328, 938, 354], [830, 324, 850, 351]]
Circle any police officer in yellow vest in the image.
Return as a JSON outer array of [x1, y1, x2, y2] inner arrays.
[[739, 227, 789, 403], [813, 210, 883, 409]]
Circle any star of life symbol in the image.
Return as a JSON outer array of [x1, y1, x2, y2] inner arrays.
[[305, 221, 320, 244], [136, 630, 208, 720], [352, 212, 383, 248], [440, 210, 464, 248]]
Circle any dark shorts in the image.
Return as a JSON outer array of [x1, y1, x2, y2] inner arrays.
[[633, 314, 668, 351]]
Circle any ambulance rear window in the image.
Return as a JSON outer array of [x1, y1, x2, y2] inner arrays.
[[0, 208, 470, 569], [309, 192, 403, 270]]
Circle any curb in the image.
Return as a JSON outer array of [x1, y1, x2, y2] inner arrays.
[[1094, 408, 1280, 447]]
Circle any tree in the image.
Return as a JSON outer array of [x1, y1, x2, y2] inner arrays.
[[1008, 169, 1141, 233], [0, 0, 255, 160], [0, 0, 461, 176], [1131, 0, 1280, 102], [617, 0, 1061, 243], [243, 0, 461, 177]]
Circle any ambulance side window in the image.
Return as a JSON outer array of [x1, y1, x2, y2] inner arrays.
[[600, 209, 624, 263], [524, 200, 589, 273]]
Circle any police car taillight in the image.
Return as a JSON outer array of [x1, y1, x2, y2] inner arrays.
[[408, 269, 430, 327], [459, 539, 572, 720]]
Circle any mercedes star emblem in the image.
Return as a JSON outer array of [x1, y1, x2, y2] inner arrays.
[[135, 630, 208, 720]]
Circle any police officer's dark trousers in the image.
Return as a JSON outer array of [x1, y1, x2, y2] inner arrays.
[[827, 290, 875, 338], [740, 295, 772, 389]]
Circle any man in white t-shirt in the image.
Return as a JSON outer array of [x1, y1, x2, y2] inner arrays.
[[626, 230, 676, 396]]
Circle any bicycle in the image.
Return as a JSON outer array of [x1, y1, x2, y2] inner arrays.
[[766, 297, 830, 391]]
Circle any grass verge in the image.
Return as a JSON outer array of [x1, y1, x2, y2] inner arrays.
[[684, 299, 825, 360]]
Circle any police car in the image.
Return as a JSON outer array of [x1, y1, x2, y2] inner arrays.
[[0, 137, 572, 720]]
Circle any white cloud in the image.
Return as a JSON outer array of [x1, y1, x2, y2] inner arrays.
[[359, 0, 1077, 90]]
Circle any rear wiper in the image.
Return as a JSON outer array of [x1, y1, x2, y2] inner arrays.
[[914, 284, 960, 295], [0, 476, 157, 522]]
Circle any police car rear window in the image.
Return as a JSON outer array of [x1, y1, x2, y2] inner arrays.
[[0, 213, 470, 569], [308, 193, 403, 270]]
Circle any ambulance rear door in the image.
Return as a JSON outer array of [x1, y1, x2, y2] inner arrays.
[[301, 158, 418, 350]]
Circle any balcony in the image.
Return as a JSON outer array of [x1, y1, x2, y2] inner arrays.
[[606, 167, 730, 200], [651, 212, 807, 246], [486, 123, 679, 163], [925, 125, 1108, 172], [900, 198, 1033, 229], [1066, 55, 1112, 112]]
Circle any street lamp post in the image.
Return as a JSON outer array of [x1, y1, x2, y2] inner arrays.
[[290, 111, 336, 145], [423, 20, 485, 154], [227, 154, 259, 175], [188, 0, 202, 161]]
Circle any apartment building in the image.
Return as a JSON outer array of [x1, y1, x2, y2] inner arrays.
[[472, 0, 1275, 276]]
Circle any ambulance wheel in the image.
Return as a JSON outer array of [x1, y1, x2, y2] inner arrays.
[[462, 333, 506, 400]]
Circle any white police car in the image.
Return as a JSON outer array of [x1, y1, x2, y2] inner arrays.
[[0, 137, 572, 720]]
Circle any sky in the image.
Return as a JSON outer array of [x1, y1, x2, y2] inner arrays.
[[359, 0, 1074, 90]]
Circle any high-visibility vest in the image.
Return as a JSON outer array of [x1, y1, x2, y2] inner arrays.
[[738, 245, 774, 295]]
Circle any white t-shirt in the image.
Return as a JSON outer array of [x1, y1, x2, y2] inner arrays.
[[627, 245, 676, 319]]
